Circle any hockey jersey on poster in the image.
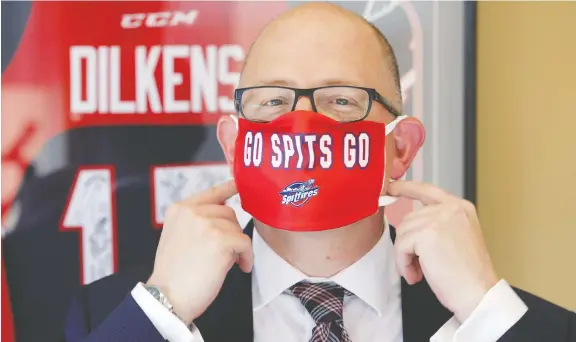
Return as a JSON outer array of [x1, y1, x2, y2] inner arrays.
[[1, 2, 286, 340]]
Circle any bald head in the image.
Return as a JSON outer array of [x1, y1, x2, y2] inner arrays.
[[241, 3, 402, 106], [367, 23, 402, 99]]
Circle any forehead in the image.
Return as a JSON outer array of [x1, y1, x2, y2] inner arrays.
[[240, 12, 394, 95]]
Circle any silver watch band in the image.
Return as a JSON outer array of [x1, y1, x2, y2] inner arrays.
[[142, 283, 191, 327]]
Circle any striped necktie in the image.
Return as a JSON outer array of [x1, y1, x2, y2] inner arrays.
[[289, 281, 353, 342]]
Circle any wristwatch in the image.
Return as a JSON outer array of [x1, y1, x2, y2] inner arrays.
[[143, 283, 186, 323]]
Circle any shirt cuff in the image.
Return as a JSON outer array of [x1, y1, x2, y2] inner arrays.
[[131, 283, 204, 342], [431, 279, 528, 342]]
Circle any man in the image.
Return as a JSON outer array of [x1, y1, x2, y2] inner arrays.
[[64, 3, 575, 342]]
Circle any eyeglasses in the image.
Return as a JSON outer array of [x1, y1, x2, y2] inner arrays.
[[234, 86, 401, 123]]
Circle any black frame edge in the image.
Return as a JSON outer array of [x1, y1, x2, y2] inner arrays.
[[463, 1, 477, 204]]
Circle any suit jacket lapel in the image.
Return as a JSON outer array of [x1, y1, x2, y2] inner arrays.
[[401, 278, 453, 341], [390, 226, 453, 342]]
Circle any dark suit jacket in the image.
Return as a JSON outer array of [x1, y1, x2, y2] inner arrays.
[[64, 222, 576, 342]]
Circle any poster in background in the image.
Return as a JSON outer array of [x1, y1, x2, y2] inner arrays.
[[1, 1, 475, 341]]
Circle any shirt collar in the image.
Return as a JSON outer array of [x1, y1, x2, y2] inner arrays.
[[251, 217, 399, 317]]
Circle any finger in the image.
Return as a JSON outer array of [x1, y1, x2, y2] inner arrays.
[[229, 234, 254, 273], [405, 258, 423, 285], [394, 213, 433, 237], [394, 227, 425, 285], [210, 217, 244, 234], [182, 179, 238, 205], [397, 204, 445, 229], [208, 218, 252, 272], [194, 204, 238, 222], [387, 180, 459, 205]]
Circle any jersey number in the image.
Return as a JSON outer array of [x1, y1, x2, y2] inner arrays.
[[60, 163, 247, 285]]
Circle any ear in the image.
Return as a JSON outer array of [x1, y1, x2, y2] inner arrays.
[[389, 117, 425, 179], [216, 115, 238, 171]]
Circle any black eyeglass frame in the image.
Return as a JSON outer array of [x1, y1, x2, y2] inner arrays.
[[234, 85, 402, 123]]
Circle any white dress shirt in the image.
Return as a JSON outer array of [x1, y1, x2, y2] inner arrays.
[[131, 219, 528, 342]]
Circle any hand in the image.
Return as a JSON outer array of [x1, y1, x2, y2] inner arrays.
[[387, 180, 499, 323], [146, 180, 253, 324]]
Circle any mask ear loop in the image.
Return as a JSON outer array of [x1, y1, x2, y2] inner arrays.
[[379, 115, 408, 207]]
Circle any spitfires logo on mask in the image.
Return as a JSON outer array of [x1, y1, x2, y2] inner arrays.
[[279, 180, 319, 207]]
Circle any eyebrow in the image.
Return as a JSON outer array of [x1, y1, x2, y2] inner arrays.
[[251, 78, 366, 88]]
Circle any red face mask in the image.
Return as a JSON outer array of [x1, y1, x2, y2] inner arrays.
[[233, 110, 404, 231]]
